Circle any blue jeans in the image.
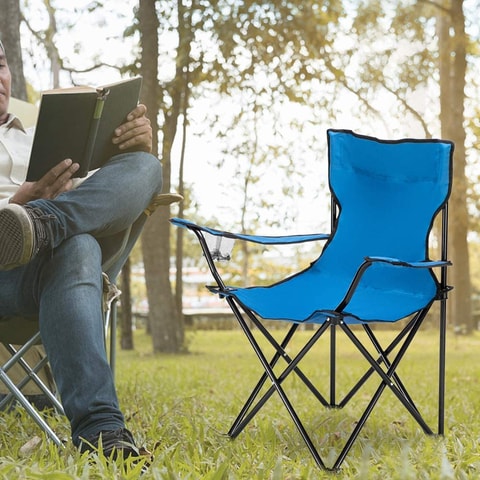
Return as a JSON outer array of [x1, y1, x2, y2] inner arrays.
[[0, 152, 162, 445]]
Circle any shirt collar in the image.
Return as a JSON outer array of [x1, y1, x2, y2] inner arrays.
[[2, 114, 26, 133]]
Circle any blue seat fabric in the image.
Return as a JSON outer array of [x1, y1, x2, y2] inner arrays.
[[175, 130, 453, 325]]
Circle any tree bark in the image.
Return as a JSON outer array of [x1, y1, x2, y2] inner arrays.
[[0, 0, 27, 100], [138, 0, 183, 352], [120, 258, 134, 350], [438, 1, 472, 332]]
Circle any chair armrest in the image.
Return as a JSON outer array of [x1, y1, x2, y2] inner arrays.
[[335, 256, 451, 313], [365, 256, 451, 268], [170, 217, 330, 245], [144, 193, 183, 216]]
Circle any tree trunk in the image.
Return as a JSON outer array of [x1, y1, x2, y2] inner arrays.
[[138, 0, 183, 352], [120, 258, 134, 350], [0, 0, 27, 100], [438, 1, 472, 332]]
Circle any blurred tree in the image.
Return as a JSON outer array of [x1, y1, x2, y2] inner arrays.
[[14, 0, 478, 345], [138, 0, 185, 353], [135, 0, 347, 352], [0, 0, 27, 99], [348, 0, 474, 331], [437, 0, 471, 332], [138, 0, 477, 347], [21, 0, 61, 87], [120, 259, 134, 349]]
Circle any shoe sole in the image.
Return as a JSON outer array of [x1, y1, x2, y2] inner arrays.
[[0, 204, 34, 270]]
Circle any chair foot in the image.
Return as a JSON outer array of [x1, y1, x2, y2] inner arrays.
[[325, 467, 341, 474]]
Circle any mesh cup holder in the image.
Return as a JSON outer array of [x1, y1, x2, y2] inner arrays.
[[204, 232, 235, 261]]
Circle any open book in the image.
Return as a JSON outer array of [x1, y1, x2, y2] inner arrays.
[[26, 76, 142, 181]]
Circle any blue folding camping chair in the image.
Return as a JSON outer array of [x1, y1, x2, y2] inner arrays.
[[171, 129, 453, 471]]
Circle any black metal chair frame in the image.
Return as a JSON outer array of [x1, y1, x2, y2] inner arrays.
[[176, 195, 450, 472]]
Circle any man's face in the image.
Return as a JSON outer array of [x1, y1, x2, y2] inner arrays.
[[0, 47, 11, 125]]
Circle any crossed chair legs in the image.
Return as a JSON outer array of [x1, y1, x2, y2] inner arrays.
[[226, 297, 445, 471], [0, 335, 65, 447]]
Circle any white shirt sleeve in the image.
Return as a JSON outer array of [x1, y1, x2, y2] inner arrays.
[[0, 115, 33, 202]]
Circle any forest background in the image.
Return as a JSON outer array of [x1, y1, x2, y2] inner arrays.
[[1, 0, 479, 353]]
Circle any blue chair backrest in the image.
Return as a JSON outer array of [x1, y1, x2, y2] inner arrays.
[[311, 129, 453, 305]]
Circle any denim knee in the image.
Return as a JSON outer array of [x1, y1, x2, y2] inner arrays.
[[137, 152, 163, 195], [112, 151, 163, 195], [43, 234, 103, 283]]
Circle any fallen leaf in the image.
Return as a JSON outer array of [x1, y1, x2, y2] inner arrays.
[[19, 436, 42, 456]]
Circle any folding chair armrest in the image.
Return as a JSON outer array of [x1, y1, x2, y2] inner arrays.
[[226, 232, 330, 245], [336, 256, 451, 313], [170, 217, 330, 245], [144, 193, 183, 216], [365, 256, 451, 268]]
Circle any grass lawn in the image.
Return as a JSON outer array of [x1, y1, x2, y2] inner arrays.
[[0, 326, 479, 479]]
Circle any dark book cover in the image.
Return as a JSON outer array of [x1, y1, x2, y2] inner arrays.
[[26, 76, 142, 181]]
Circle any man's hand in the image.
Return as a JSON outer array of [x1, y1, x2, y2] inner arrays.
[[9, 159, 79, 205], [112, 103, 152, 153]]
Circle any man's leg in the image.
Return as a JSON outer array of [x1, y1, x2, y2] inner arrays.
[[33, 151, 162, 246], [0, 151, 162, 270], [98, 212, 148, 281], [35, 233, 124, 445], [0, 234, 126, 445]]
